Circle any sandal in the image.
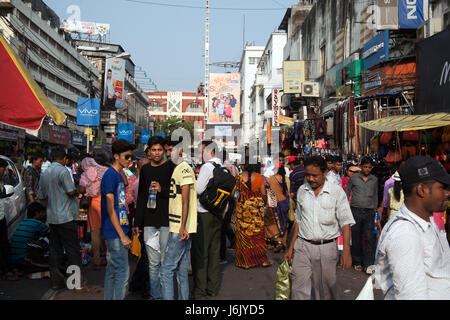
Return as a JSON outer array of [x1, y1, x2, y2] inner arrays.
[[262, 261, 273, 268], [353, 265, 362, 271]]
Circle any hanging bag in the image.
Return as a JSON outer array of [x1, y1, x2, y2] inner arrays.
[[380, 132, 392, 145], [402, 130, 419, 142], [275, 260, 292, 300]]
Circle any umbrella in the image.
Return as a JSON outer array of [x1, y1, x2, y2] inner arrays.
[[0, 34, 66, 135]]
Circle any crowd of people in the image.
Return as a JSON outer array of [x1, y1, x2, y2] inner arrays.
[[0, 137, 449, 300]]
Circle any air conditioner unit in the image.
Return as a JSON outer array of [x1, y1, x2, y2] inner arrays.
[[444, 10, 450, 30], [301, 81, 319, 97]]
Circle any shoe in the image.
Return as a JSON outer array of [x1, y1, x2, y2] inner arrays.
[[365, 265, 376, 275], [262, 261, 273, 268], [220, 258, 228, 264], [353, 265, 363, 272]]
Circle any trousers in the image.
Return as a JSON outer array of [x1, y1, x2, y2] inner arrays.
[[350, 207, 376, 268]]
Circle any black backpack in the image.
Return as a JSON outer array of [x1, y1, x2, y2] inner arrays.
[[199, 162, 236, 218]]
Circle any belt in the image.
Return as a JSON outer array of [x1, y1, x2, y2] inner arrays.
[[301, 237, 336, 245]]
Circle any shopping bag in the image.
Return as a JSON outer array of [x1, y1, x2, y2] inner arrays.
[[131, 235, 141, 258], [356, 275, 375, 300], [275, 260, 291, 300]]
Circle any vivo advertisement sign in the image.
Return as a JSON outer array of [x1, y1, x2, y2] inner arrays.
[[118, 123, 133, 142], [363, 30, 389, 70], [398, 0, 425, 29], [76, 98, 100, 126], [141, 129, 152, 145]]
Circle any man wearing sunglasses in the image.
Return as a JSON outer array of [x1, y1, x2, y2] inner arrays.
[[101, 139, 136, 300]]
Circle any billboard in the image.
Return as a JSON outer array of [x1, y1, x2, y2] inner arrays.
[[62, 20, 110, 36], [118, 123, 133, 142], [398, 0, 425, 29], [104, 58, 126, 109], [76, 98, 100, 126], [214, 126, 232, 137], [283, 60, 306, 93], [208, 73, 240, 125], [141, 129, 152, 145]]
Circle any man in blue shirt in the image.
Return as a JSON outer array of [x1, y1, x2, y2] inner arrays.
[[38, 147, 80, 290], [101, 139, 135, 300]]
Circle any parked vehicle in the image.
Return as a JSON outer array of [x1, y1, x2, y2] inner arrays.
[[0, 155, 26, 239]]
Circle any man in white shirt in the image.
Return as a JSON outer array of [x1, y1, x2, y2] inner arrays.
[[191, 141, 223, 300], [374, 156, 450, 300], [326, 155, 343, 186]]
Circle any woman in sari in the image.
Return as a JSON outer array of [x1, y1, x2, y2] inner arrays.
[[265, 164, 290, 252], [79, 157, 108, 270], [235, 164, 272, 269]]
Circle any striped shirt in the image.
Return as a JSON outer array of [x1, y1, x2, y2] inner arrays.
[[10, 219, 49, 262], [289, 165, 305, 195]]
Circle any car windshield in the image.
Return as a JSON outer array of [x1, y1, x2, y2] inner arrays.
[[2, 160, 19, 187]]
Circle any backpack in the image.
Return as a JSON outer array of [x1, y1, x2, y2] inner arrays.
[[199, 162, 236, 218]]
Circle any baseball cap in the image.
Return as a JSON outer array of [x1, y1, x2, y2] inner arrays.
[[398, 156, 450, 187]]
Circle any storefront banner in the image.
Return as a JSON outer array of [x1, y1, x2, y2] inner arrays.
[[272, 89, 280, 127], [104, 58, 126, 109], [283, 61, 306, 94], [141, 129, 152, 145], [208, 73, 240, 125], [398, 0, 425, 29], [416, 29, 450, 114], [118, 123, 133, 142], [376, 0, 399, 30], [214, 126, 232, 137], [363, 30, 389, 70], [278, 115, 295, 127], [77, 98, 100, 126], [156, 132, 166, 138]]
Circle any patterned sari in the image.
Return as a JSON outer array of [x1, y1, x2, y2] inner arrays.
[[234, 174, 268, 268]]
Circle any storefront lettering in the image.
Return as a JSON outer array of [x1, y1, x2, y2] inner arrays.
[[440, 61, 450, 86]]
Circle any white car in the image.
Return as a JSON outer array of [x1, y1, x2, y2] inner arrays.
[[0, 155, 27, 239]]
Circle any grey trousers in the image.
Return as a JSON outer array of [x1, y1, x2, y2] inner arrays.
[[290, 238, 338, 300]]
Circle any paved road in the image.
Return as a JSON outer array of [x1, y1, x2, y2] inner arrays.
[[0, 247, 382, 300]]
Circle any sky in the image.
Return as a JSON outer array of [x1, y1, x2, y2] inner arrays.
[[44, 0, 299, 92]]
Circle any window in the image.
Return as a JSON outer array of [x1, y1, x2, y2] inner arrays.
[[2, 160, 20, 187], [149, 102, 164, 112], [320, 45, 326, 77], [249, 57, 258, 65], [186, 102, 203, 112]]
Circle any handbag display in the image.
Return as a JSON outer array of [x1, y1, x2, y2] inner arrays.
[[402, 130, 419, 142], [380, 132, 392, 145], [401, 144, 417, 158], [385, 150, 401, 163]]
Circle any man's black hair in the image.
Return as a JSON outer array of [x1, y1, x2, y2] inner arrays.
[[202, 140, 217, 154], [51, 147, 67, 161], [112, 139, 136, 156], [325, 154, 334, 162], [402, 180, 435, 198], [304, 156, 327, 173], [0, 158, 8, 168], [108, 69, 112, 73], [164, 135, 181, 147], [27, 202, 45, 219], [334, 155, 343, 163], [30, 153, 44, 162], [147, 135, 165, 149], [360, 156, 373, 166]]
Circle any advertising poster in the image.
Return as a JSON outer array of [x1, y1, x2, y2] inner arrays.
[[104, 58, 126, 109], [76, 98, 100, 126], [398, 0, 425, 29], [141, 129, 152, 145], [214, 126, 232, 137], [62, 20, 110, 36], [118, 123, 133, 142], [283, 60, 306, 94], [208, 73, 240, 125]]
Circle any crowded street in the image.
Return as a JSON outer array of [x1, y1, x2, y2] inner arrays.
[[0, 0, 449, 308]]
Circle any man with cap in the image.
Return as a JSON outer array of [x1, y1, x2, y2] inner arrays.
[[374, 156, 450, 299]]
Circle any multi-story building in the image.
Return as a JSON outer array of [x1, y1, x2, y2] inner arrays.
[[0, 0, 100, 150], [239, 44, 264, 146]]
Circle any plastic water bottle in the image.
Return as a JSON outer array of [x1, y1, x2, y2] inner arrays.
[[147, 187, 157, 209]]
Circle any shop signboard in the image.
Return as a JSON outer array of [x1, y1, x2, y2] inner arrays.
[[416, 29, 450, 114], [104, 58, 126, 109], [272, 89, 280, 127], [118, 123, 133, 142], [77, 98, 100, 126], [208, 73, 241, 125], [363, 71, 382, 93], [141, 129, 152, 145], [398, 0, 425, 29], [62, 20, 110, 36], [71, 133, 87, 147], [156, 132, 166, 138], [48, 125, 71, 145], [283, 61, 306, 94], [363, 30, 389, 70], [278, 115, 295, 127]]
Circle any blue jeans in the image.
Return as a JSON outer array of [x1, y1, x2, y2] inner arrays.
[[144, 226, 169, 300], [104, 238, 129, 300], [160, 232, 192, 300]]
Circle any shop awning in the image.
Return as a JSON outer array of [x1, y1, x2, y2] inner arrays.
[[358, 113, 450, 132], [0, 34, 66, 135]]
